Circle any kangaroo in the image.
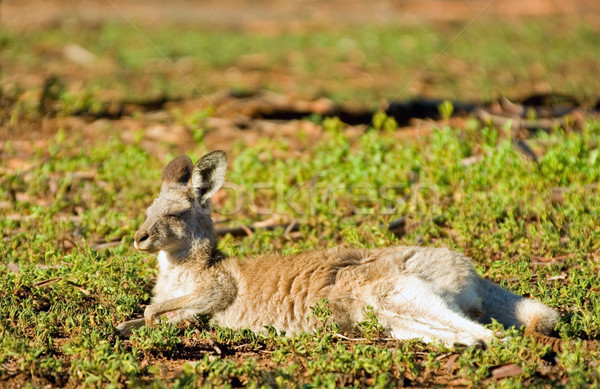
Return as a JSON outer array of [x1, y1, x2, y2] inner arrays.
[[116, 151, 559, 347]]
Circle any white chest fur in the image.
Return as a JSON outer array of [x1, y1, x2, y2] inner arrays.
[[155, 251, 196, 301]]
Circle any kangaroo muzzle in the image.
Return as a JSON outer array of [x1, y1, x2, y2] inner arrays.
[[134, 228, 151, 251]]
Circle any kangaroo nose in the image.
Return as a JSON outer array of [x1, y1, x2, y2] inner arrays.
[[134, 230, 149, 249]]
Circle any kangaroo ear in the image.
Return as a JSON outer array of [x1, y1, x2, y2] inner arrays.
[[191, 150, 227, 203], [162, 155, 193, 184]]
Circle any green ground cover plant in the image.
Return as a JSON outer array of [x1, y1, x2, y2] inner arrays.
[[2, 11, 600, 388], [2, 116, 600, 386]]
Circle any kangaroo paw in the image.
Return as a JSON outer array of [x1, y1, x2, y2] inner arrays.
[[524, 320, 563, 353], [116, 318, 146, 337]]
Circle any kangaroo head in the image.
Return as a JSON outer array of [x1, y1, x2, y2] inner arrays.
[[134, 151, 227, 260]]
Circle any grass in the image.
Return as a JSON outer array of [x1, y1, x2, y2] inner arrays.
[[2, 116, 600, 386], [2, 17, 600, 107], [2, 12, 600, 387]]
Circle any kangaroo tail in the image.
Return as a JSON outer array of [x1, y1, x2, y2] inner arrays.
[[477, 278, 559, 334]]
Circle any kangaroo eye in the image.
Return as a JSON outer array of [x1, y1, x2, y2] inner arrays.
[[167, 210, 189, 218]]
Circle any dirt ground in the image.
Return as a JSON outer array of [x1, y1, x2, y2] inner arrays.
[[3, 0, 600, 32]]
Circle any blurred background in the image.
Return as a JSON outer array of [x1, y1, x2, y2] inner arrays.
[[1, 0, 600, 154]]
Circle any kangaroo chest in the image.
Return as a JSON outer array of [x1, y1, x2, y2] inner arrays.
[[154, 251, 198, 301]]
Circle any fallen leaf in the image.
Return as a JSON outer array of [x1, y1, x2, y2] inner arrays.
[[445, 353, 459, 375], [491, 364, 523, 379], [33, 277, 62, 287], [63, 43, 97, 66], [6, 263, 20, 274]]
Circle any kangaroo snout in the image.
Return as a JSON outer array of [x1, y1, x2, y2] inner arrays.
[[134, 229, 150, 251]]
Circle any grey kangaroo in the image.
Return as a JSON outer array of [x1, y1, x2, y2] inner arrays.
[[116, 151, 559, 347]]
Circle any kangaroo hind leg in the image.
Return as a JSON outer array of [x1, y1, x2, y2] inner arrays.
[[379, 276, 494, 346], [377, 313, 484, 347]]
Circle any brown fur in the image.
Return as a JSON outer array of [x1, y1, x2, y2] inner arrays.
[[161, 155, 192, 184], [117, 151, 560, 348]]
